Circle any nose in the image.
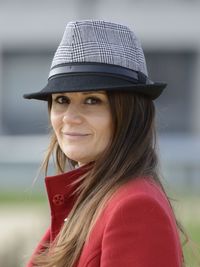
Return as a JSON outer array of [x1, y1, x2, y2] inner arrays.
[[62, 103, 83, 124]]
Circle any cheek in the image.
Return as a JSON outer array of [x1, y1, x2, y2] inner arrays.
[[94, 113, 113, 143], [50, 112, 62, 135]]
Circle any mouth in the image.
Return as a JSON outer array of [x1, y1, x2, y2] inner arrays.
[[62, 132, 90, 137], [61, 132, 91, 140]]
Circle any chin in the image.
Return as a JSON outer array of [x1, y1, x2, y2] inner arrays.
[[64, 150, 91, 164]]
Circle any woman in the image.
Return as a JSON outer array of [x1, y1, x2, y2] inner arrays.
[[23, 20, 184, 267]]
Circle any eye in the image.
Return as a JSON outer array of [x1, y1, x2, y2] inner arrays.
[[85, 97, 102, 105], [54, 95, 70, 104]]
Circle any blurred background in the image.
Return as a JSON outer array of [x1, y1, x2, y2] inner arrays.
[[0, 0, 200, 266]]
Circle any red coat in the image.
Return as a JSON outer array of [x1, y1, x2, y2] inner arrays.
[[26, 166, 183, 267]]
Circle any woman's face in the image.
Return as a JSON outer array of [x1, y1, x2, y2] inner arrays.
[[50, 91, 113, 166]]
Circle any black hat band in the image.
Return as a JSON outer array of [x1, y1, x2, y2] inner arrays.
[[49, 63, 152, 85]]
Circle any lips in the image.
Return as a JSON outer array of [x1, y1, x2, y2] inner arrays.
[[61, 132, 91, 141], [62, 132, 90, 136]]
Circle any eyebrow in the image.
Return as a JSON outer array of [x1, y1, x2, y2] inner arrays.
[[82, 91, 106, 95], [52, 91, 106, 97]]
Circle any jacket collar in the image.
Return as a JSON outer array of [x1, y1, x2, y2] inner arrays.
[[45, 164, 91, 240]]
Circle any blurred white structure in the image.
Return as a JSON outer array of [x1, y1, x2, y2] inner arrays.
[[0, 0, 200, 191]]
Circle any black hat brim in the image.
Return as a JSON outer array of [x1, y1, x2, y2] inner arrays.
[[23, 74, 167, 101]]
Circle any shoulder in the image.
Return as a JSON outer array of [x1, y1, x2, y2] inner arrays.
[[106, 177, 168, 208], [104, 177, 175, 227]]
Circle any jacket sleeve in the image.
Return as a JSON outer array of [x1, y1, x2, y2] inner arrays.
[[100, 195, 182, 267]]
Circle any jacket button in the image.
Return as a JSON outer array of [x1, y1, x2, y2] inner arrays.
[[52, 194, 65, 206]]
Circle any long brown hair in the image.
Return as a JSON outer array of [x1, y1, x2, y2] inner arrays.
[[34, 91, 186, 267]]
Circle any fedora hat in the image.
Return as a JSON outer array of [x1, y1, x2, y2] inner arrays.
[[23, 20, 167, 101]]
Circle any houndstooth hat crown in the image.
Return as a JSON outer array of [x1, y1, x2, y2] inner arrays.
[[23, 20, 166, 100]]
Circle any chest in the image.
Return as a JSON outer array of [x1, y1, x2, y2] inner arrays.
[[75, 212, 106, 267]]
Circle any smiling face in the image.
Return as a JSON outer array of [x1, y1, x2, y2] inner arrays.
[[50, 91, 113, 166]]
